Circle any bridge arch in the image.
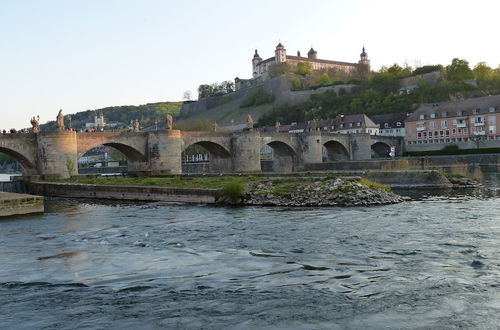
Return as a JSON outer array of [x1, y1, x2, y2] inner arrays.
[[0, 147, 37, 173], [77, 142, 146, 162], [182, 141, 232, 173], [77, 142, 147, 174], [371, 141, 391, 158], [323, 140, 349, 161], [261, 141, 298, 172]]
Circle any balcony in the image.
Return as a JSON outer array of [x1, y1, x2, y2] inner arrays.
[[473, 131, 485, 135], [416, 126, 425, 131], [456, 123, 467, 128], [474, 122, 485, 127]]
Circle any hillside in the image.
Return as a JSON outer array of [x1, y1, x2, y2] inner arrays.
[[40, 101, 182, 131], [178, 59, 500, 129]]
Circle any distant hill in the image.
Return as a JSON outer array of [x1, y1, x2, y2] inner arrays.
[[40, 101, 182, 131]]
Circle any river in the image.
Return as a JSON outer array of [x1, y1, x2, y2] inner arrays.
[[0, 174, 499, 329]]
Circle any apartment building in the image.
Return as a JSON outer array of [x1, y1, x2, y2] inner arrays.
[[405, 95, 500, 151]]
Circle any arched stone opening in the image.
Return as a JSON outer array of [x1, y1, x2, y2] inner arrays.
[[261, 141, 297, 172], [323, 141, 349, 162], [77, 143, 145, 174], [182, 141, 232, 173], [371, 142, 391, 158], [0, 148, 37, 176]]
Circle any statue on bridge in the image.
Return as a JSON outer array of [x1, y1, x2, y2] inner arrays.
[[213, 121, 218, 132], [56, 109, 64, 130], [165, 114, 173, 130], [132, 119, 140, 132], [247, 114, 253, 130], [30, 116, 40, 133], [275, 121, 280, 133]]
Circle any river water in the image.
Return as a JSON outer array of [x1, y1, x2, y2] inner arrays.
[[0, 174, 499, 329]]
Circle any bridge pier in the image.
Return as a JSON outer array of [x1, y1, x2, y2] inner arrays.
[[302, 132, 323, 168], [231, 131, 261, 172], [349, 134, 372, 161], [37, 131, 78, 179], [146, 130, 182, 175]]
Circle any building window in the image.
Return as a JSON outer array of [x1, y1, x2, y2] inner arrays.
[[441, 120, 448, 128], [419, 114, 425, 120], [396, 122, 402, 126], [473, 108, 480, 114], [429, 121, 435, 129], [430, 113, 436, 119], [457, 111, 463, 116]]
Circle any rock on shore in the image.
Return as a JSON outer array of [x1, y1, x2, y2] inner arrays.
[[243, 178, 404, 207]]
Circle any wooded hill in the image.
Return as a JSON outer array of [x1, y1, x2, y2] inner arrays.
[[40, 101, 182, 131]]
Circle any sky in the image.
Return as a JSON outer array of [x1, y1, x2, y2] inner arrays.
[[1, 0, 499, 129]]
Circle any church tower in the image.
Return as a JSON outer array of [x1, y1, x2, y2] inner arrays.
[[275, 43, 286, 63], [252, 49, 262, 78]]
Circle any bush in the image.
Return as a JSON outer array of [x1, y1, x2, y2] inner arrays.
[[222, 180, 246, 202]]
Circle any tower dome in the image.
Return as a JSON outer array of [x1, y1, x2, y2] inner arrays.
[[307, 47, 317, 59], [253, 49, 262, 60], [360, 46, 368, 60]]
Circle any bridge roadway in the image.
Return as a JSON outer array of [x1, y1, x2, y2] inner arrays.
[[0, 130, 402, 178]]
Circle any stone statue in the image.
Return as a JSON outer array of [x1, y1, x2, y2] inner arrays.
[[133, 119, 140, 132], [213, 121, 218, 132], [56, 109, 64, 130], [275, 121, 280, 133], [247, 114, 254, 130], [30, 116, 40, 133], [165, 114, 173, 130]]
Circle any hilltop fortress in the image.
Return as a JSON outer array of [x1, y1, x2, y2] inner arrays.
[[235, 42, 370, 90]]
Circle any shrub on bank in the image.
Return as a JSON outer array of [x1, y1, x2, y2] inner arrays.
[[222, 180, 246, 202]]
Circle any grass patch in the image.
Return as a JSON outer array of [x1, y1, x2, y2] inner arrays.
[[358, 178, 391, 192], [48, 176, 260, 189], [443, 172, 467, 179]]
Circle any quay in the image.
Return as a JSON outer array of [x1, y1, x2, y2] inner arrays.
[[0, 192, 44, 217]]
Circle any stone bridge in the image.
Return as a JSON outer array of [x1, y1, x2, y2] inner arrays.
[[0, 130, 403, 178]]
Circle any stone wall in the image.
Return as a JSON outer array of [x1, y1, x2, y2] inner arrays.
[[305, 154, 500, 175], [29, 182, 220, 204]]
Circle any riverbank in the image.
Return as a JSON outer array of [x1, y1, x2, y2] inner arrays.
[[0, 192, 44, 217]]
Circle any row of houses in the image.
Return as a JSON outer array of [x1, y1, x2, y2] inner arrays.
[[258, 94, 500, 152]]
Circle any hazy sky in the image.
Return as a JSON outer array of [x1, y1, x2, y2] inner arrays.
[[1, 0, 499, 129]]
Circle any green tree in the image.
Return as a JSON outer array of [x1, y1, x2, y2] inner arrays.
[[473, 62, 493, 82], [296, 62, 313, 76], [446, 58, 474, 82], [315, 73, 332, 87], [412, 65, 444, 76], [269, 62, 291, 78]]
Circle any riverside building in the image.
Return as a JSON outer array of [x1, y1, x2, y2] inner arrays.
[[405, 95, 500, 151]]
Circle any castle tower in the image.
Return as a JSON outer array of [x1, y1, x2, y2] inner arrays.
[[359, 46, 370, 70], [275, 42, 286, 63], [252, 49, 262, 78], [307, 47, 317, 59]]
